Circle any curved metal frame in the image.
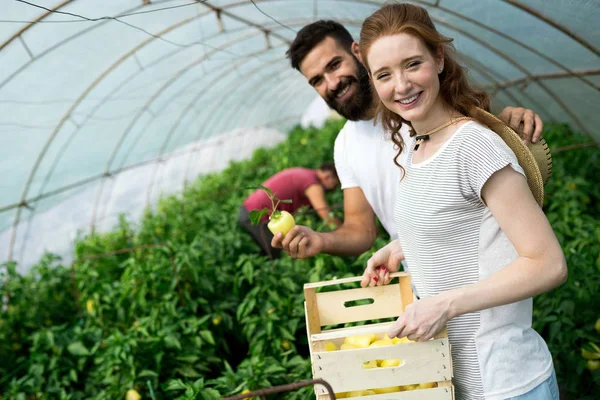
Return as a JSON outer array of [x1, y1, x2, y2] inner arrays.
[[2, 0, 599, 262], [9, 27, 281, 255], [503, 0, 599, 57], [141, 58, 291, 208]]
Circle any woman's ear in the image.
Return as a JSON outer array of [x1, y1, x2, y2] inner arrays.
[[436, 46, 444, 74], [351, 42, 365, 65]]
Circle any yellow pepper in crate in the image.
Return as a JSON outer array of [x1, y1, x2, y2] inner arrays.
[[372, 386, 402, 394], [344, 334, 376, 348], [325, 342, 338, 351], [379, 358, 401, 367], [362, 360, 378, 369], [346, 390, 376, 397]]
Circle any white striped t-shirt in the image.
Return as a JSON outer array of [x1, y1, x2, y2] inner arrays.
[[394, 121, 554, 399]]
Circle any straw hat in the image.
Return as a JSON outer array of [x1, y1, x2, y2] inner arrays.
[[471, 107, 552, 207]]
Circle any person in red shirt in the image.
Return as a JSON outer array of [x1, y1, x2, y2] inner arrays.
[[239, 163, 341, 259]]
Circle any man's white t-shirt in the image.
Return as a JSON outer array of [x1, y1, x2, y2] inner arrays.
[[333, 119, 410, 239]]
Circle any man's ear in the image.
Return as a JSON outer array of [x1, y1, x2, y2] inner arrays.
[[351, 42, 364, 65]]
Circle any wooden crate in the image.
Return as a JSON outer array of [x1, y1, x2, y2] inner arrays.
[[304, 272, 454, 399]]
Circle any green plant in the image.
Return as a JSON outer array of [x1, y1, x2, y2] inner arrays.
[[1, 120, 598, 399]]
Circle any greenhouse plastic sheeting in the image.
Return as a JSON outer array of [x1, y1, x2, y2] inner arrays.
[[0, 0, 598, 270]]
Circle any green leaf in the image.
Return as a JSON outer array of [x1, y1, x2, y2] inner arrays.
[[200, 388, 221, 400], [164, 335, 182, 350], [249, 208, 270, 225], [279, 199, 293, 204], [176, 355, 199, 364], [165, 379, 187, 391], [138, 369, 159, 378], [177, 365, 202, 378], [199, 330, 215, 345], [67, 342, 90, 357]]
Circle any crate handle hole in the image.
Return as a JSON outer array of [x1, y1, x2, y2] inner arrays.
[[343, 298, 375, 308], [362, 359, 405, 369]]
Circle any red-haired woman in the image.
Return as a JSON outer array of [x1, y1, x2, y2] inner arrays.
[[358, 4, 566, 399]]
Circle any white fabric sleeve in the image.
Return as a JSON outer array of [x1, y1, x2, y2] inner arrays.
[[458, 124, 526, 202], [333, 123, 359, 189]]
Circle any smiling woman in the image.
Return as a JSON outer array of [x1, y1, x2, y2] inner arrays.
[[359, 4, 489, 166], [358, 3, 567, 400]]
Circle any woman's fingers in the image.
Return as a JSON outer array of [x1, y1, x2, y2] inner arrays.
[[362, 258, 379, 288]]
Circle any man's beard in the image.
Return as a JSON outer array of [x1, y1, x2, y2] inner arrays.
[[324, 61, 372, 121]]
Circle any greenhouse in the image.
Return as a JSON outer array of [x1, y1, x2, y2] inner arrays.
[[0, 0, 598, 399]]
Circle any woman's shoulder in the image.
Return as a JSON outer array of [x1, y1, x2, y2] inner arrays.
[[455, 120, 516, 157], [456, 120, 498, 142]]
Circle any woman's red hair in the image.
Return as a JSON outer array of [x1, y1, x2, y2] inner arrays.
[[359, 3, 490, 170]]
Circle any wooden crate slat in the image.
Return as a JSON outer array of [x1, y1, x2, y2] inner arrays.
[[313, 340, 452, 392], [316, 386, 453, 400], [317, 284, 404, 326], [304, 272, 410, 289], [311, 322, 395, 341], [305, 272, 455, 399]]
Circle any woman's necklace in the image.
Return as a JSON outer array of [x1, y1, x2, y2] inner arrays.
[[413, 117, 474, 151]]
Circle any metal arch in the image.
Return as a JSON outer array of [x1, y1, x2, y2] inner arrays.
[[504, 0, 599, 57], [455, 53, 551, 120], [428, 17, 590, 136], [262, 17, 548, 118], [143, 59, 290, 208], [4, 3, 589, 216], [215, 0, 594, 133], [152, 50, 288, 166], [4, 0, 598, 258], [193, 66, 301, 150], [0, 2, 154, 92], [6, 36, 273, 260], [1, 9, 559, 218], [11, 27, 279, 251], [85, 37, 279, 232], [5, 5, 223, 260], [219, 0, 598, 90], [423, 0, 598, 91], [13, 112, 301, 263], [7, 1, 290, 217], [0, 0, 74, 52], [6, 33, 273, 260], [199, 1, 293, 45], [90, 46, 289, 229], [144, 60, 295, 204], [36, 23, 275, 202], [234, 75, 314, 135], [178, 112, 303, 189], [171, 71, 311, 196], [481, 69, 600, 91], [210, 68, 312, 140]]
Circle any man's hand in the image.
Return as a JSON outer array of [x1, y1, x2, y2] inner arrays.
[[271, 225, 324, 259], [361, 240, 405, 288], [498, 107, 543, 145]]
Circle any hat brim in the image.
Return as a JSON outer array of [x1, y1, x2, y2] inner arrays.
[[472, 107, 549, 207]]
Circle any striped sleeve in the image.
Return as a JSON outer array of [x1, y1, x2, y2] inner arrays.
[[457, 125, 525, 202]]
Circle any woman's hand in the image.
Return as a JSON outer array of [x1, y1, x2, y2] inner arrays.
[[361, 240, 405, 287], [388, 293, 453, 342]]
